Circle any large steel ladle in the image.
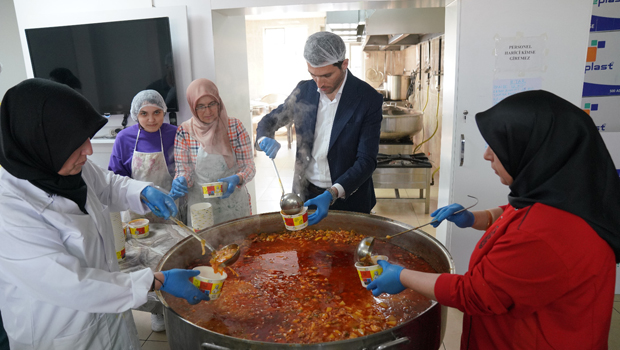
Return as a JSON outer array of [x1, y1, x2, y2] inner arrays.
[[270, 159, 304, 215], [356, 195, 479, 263]]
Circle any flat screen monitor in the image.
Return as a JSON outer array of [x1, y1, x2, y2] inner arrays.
[[25, 17, 177, 115]]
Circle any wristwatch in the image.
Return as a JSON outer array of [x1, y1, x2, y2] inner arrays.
[[326, 187, 338, 206]]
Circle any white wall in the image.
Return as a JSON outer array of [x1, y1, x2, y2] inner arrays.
[[211, 11, 256, 214], [0, 0, 27, 98]]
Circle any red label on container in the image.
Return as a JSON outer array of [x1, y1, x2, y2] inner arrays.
[[200, 281, 214, 291]]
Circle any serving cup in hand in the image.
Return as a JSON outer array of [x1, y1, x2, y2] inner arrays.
[[192, 266, 227, 300], [190, 202, 214, 231], [201, 182, 225, 198], [128, 218, 150, 239], [280, 206, 308, 231], [355, 255, 389, 287]]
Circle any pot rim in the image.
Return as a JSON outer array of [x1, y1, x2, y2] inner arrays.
[[155, 211, 455, 346]]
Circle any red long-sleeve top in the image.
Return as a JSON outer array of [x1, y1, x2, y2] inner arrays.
[[435, 203, 616, 350]]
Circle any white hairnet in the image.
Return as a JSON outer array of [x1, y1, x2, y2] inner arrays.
[[130, 90, 167, 121], [303, 32, 346, 68]]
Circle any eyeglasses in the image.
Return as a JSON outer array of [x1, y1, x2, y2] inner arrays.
[[195, 101, 219, 112]]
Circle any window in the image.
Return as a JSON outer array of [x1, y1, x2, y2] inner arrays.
[[263, 26, 308, 96], [347, 43, 364, 79]]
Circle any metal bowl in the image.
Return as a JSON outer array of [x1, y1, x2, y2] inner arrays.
[[380, 105, 423, 140], [156, 211, 454, 350]]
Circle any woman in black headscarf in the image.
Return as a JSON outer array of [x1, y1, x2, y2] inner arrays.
[[0, 79, 209, 350], [367, 90, 619, 349]]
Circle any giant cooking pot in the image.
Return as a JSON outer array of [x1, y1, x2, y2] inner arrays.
[[156, 211, 454, 350], [380, 105, 423, 140]]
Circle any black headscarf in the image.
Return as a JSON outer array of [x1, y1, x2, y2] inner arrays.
[[476, 90, 620, 262], [0, 78, 107, 214]]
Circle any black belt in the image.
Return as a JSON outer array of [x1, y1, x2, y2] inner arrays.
[[307, 182, 328, 196]]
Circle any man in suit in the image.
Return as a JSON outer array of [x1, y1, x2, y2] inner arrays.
[[256, 31, 383, 226]]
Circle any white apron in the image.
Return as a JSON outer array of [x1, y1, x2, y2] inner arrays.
[[187, 147, 250, 227], [126, 128, 172, 314], [123, 128, 173, 224]]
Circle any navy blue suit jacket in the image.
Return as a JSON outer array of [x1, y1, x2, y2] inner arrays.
[[256, 70, 383, 213]]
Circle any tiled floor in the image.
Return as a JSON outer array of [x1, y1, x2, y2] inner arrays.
[[135, 135, 620, 349]]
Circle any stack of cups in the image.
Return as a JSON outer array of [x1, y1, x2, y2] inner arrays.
[[190, 203, 214, 231], [110, 212, 126, 262]]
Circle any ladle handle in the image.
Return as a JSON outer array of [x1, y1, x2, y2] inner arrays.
[[386, 220, 437, 240], [386, 197, 478, 240], [169, 216, 216, 252], [140, 187, 215, 252], [271, 159, 285, 195]]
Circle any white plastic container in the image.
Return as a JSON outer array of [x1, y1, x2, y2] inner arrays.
[[201, 182, 225, 198], [354, 255, 389, 287], [192, 266, 227, 300], [280, 206, 308, 231], [190, 202, 214, 231], [128, 218, 150, 239], [110, 212, 126, 261]]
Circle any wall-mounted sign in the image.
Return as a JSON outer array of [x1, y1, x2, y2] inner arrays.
[[492, 77, 542, 105], [494, 35, 547, 73], [591, 1, 620, 32], [582, 96, 620, 131], [583, 31, 620, 96]]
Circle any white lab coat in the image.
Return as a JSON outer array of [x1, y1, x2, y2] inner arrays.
[[0, 160, 154, 350]]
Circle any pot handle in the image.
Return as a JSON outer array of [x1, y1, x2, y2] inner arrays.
[[374, 336, 411, 350], [201, 343, 232, 350]]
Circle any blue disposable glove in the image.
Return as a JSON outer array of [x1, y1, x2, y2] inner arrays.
[[366, 260, 406, 297], [140, 186, 178, 219], [259, 137, 281, 159], [160, 269, 210, 305], [169, 176, 188, 200], [304, 191, 332, 226], [217, 174, 240, 199], [430, 203, 474, 228]]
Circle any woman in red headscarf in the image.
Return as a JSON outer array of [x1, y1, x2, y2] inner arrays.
[[172, 79, 255, 226]]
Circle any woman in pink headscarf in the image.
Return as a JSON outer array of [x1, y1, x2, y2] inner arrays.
[[171, 79, 255, 226]]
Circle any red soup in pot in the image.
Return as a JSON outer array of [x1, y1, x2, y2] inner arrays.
[[165, 229, 437, 344]]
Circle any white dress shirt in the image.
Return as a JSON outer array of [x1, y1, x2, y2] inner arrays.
[[306, 70, 348, 198]]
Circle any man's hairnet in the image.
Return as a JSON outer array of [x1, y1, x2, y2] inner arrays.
[[130, 90, 167, 121], [303, 32, 346, 68]]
